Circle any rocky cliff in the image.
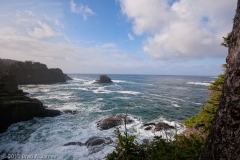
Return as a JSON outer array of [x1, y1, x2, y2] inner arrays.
[[0, 72, 61, 133], [11, 68, 66, 85], [200, 1, 240, 159], [0, 59, 72, 84]]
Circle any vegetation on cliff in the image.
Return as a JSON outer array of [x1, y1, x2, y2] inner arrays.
[[185, 71, 225, 133], [105, 71, 225, 159], [200, 2, 240, 158], [106, 36, 228, 159], [8, 60, 48, 70], [0, 58, 72, 84]]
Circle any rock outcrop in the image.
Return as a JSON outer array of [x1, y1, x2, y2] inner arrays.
[[64, 74, 73, 80], [200, 2, 240, 159], [142, 122, 175, 131], [64, 136, 113, 154], [0, 59, 72, 85], [93, 75, 112, 83], [96, 114, 133, 130], [0, 72, 61, 133], [10, 68, 67, 85]]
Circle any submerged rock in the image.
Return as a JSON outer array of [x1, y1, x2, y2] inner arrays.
[[63, 136, 113, 154], [62, 109, 79, 115], [154, 122, 175, 131], [96, 114, 133, 130], [93, 75, 112, 83], [141, 122, 175, 131]]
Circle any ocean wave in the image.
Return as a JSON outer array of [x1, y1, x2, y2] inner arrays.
[[172, 103, 180, 107], [187, 82, 210, 86], [112, 80, 126, 83], [116, 91, 141, 95], [192, 102, 202, 105]]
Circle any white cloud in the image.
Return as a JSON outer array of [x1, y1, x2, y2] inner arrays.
[[0, 28, 155, 73], [28, 20, 61, 39], [54, 19, 60, 26], [119, 0, 236, 60], [25, 11, 34, 16], [128, 33, 134, 40], [70, 0, 95, 20]]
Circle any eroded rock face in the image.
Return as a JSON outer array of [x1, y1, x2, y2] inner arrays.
[[0, 72, 61, 133], [93, 75, 112, 83], [63, 136, 113, 154], [200, 3, 240, 159], [96, 114, 133, 130]]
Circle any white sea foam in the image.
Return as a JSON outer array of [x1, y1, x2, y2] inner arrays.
[[116, 91, 141, 95], [192, 102, 202, 105], [172, 103, 180, 107], [112, 80, 126, 83], [187, 82, 210, 86], [112, 97, 131, 100], [92, 87, 112, 94]]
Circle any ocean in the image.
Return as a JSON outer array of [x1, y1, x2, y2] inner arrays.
[[0, 74, 215, 160]]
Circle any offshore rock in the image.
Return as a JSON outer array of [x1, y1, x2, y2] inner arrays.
[[141, 122, 175, 131], [96, 114, 133, 130], [0, 72, 61, 133], [93, 75, 112, 83], [154, 122, 175, 131], [64, 136, 113, 154]]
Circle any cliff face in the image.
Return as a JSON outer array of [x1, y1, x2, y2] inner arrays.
[[0, 59, 72, 85], [10, 68, 66, 85], [0, 72, 61, 133], [0, 59, 18, 72], [200, 1, 240, 159]]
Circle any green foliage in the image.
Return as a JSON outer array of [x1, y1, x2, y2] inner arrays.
[[221, 32, 232, 47], [184, 105, 217, 132], [185, 73, 225, 133], [106, 128, 205, 160], [8, 61, 47, 70], [106, 127, 146, 160], [208, 74, 225, 91], [107, 63, 226, 159]]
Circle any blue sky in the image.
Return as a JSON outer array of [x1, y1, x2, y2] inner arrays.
[[0, 0, 237, 75]]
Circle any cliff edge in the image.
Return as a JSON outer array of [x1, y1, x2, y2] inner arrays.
[[0, 72, 61, 133]]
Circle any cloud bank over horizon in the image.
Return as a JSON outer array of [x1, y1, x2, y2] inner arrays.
[[119, 0, 235, 60], [0, 0, 237, 75]]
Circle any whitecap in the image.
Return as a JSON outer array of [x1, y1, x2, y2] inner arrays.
[[116, 91, 141, 95], [172, 104, 180, 107], [112, 80, 126, 83], [187, 82, 210, 86]]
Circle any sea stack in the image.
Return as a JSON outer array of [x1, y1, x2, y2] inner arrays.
[[94, 75, 112, 83]]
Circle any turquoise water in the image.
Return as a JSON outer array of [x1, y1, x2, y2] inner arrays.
[[0, 74, 215, 159]]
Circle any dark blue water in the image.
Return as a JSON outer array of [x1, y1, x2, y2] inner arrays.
[[0, 74, 215, 159]]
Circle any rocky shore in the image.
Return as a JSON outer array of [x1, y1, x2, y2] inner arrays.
[[0, 72, 61, 133], [0, 59, 72, 85]]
